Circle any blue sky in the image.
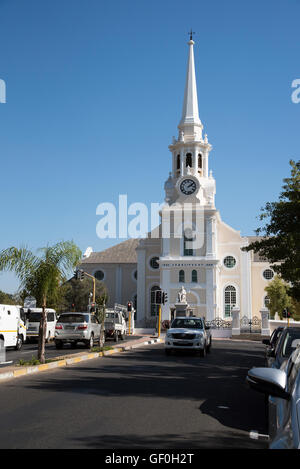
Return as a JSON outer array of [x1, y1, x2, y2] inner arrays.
[[0, 0, 299, 293]]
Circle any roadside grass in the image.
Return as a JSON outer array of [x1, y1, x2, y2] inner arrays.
[[17, 345, 115, 366]]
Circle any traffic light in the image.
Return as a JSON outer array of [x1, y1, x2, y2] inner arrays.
[[127, 301, 132, 312], [80, 270, 85, 281], [163, 292, 168, 304], [156, 290, 163, 304]]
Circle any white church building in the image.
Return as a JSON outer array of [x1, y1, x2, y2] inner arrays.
[[79, 37, 274, 326]]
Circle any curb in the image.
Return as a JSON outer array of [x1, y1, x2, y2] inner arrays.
[[0, 337, 162, 383]]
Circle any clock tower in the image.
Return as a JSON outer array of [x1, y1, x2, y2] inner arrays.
[[160, 37, 218, 321]]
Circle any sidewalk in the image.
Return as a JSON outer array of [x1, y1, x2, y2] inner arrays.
[[0, 334, 163, 383]]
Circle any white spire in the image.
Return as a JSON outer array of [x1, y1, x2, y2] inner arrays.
[[178, 39, 203, 141]]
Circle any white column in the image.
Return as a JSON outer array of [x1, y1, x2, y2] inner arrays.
[[206, 217, 215, 258], [206, 266, 214, 320], [241, 247, 252, 318], [137, 249, 146, 325]]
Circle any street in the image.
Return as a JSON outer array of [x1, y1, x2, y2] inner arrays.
[[0, 339, 267, 449]]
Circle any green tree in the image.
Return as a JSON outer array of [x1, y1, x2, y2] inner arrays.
[[0, 290, 18, 305], [243, 160, 300, 300], [0, 241, 82, 363], [59, 277, 107, 313], [265, 275, 293, 319]]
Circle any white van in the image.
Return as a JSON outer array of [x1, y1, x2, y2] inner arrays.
[[25, 308, 57, 342], [0, 304, 27, 350]]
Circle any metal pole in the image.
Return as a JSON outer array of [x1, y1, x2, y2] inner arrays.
[[158, 305, 161, 338]]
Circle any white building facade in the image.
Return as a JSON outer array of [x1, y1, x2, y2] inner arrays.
[[80, 38, 274, 326]]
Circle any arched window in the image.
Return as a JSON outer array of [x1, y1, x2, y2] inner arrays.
[[150, 286, 160, 316], [183, 229, 194, 256], [186, 153, 192, 167], [179, 270, 185, 283], [192, 270, 197, 283], [176, 154, 180, 170], [198, 154, 202, 169], [224, 285, 236, 317]]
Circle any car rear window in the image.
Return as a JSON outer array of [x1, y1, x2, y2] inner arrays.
[[58, 314, 89, 323], [171, 318, 203, 329]]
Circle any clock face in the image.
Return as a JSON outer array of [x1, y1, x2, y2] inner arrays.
[[180, 178, 197, 195]]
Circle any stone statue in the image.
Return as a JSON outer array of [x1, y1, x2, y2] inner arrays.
[[178, 286, 187, 303]]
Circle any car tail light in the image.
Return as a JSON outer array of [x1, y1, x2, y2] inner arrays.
[[77, 325, 88, 330], [55, 325, 63, 330]]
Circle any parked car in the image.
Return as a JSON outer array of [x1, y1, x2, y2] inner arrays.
[[266, 327, 300, 369], [54, 312, 104, 349], [262, 327, 284, 364], [24, 308, 56, 343], [165, 316, 211, 356], [247, 345, 300, 449]]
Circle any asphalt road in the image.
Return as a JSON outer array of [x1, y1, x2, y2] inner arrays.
[[2, 335, 142, 366], [0, 339, 268, 449]]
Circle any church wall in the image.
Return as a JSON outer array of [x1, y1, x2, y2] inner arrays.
[[251, 261, 273, 317]]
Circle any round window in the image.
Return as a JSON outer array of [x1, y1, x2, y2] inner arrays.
[[150, 257, 159, 269], [263, 269, 274, 280], [223, 256, 236, 268], [94, 270, 104, 281]]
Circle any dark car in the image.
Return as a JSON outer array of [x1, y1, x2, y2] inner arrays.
[[267, 327, 300, 369], [262, 327, 284, 363]]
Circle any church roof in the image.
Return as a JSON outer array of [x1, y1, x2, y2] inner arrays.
[[79, 238, 139, 265]]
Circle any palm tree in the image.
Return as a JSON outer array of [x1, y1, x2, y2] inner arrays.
[[0, 241, 82, 363]]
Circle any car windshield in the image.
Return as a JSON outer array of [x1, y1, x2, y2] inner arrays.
[[28, 312, 42, 322], [281, 330, 300, 357], [58, 314, 89, 323], [171, 318, 203, 329], [28, 312, 55, 322]]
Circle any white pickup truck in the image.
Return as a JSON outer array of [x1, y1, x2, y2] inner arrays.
[[104, 310, 127, 342], [165, 316, 212, 356]]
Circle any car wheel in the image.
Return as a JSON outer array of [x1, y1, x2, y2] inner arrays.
[[55, 340, 63, 349], [199, 345, 206, 357], [86, 334, 94, 349], [206, 338, 211, 353], [114, 331, 118, 342], [15, 335, 23, 351], [120, 332, 125, 340], [45, 332, 51, 344]]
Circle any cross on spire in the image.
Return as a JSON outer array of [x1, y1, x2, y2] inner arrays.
[[189, 29, 195, 41]]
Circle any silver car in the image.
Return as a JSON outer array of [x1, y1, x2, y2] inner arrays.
[[54, 312, 104, 349], [247, 345, 300, 449]]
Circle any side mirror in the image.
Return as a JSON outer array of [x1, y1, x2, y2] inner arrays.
[[262, 339, 270, 346], [266, 348, 275, 358], [246, 367, 290, 400]]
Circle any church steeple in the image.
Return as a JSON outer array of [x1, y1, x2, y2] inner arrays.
[[178, 37, 203, 142]]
